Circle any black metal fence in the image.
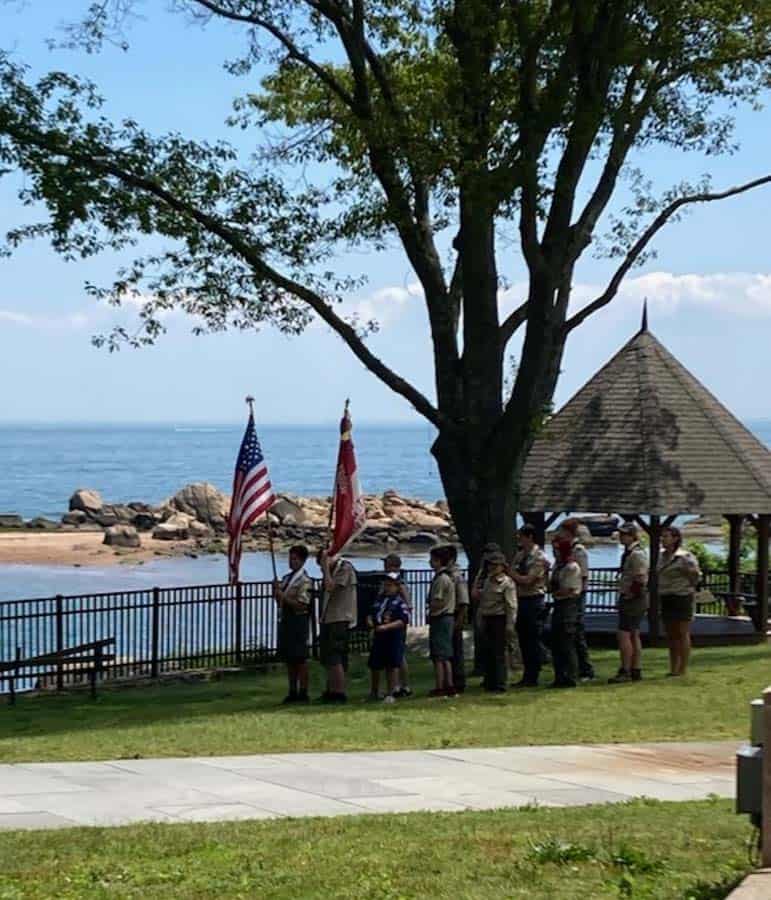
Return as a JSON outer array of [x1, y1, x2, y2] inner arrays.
[[0, 566, 755, 694]]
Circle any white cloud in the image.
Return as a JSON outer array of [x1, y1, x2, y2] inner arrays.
[[0, 309, 92, 330]]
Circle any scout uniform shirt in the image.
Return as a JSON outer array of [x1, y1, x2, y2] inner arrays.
[[618, 542, 649, 614], [658, 548, 701, 596], [279, 567, 312, 613], [550, 561, 583, 599], [370, 593, 411, 629], [513, 546, 549, 597], [478, 572, 517, 618], [449, 562, 470, 616], [572, 540, 589, 586], [428, 568, 456, 617], [321, 559, 357, 625]]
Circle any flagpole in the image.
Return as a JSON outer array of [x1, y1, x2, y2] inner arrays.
[[326, 398, 349, 551]]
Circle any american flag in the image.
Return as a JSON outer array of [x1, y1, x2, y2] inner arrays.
[[227, 408, 275, 583]]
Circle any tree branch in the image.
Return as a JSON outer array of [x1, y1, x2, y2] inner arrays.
[[6, 122, 447, 428], [499, 301, 528, 348], [564, 174, 771, 333]]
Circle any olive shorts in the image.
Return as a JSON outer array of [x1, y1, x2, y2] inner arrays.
[[661, 593, 694, 623], [319, 621, 351, 667], [429, 614, 454, 662]]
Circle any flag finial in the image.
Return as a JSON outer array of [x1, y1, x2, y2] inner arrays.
[[245, 395, 255, 415], [640, 299, 649, 333]]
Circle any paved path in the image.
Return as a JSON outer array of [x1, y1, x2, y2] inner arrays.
[[0, 741, 738, 830]]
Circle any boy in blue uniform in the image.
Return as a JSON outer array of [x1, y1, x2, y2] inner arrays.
[[367, 572, 410, 702]]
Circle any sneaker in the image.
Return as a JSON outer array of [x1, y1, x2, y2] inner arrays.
[[630, 668, 643, 682], [383, 694, 396, 704], [548, 680, 577, 689], [330, 692, 348, 704], [666, 672, 681, 678], [366, 692, 384, 702], [281, 693, 298, 705], [579, 674, 595, 683], [445, 687, 459, 697], [428, 688, 445, 698], [394, 686, 412, 699], [608, 669, 631, 684], [296, 692, 310, 704], [512, 679, 538, 689]]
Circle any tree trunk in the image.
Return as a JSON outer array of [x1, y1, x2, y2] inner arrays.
[[432, 429, 518, 574]]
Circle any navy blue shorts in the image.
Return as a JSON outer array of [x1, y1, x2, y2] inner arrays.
[[368, 634, 403, 671]]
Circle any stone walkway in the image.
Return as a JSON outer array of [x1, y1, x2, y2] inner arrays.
[[0, 740, 738, 830]]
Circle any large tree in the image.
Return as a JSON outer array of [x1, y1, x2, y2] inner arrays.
[[1, 1, 771, 563]]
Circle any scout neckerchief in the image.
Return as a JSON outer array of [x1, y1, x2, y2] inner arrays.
[[282, 567, 307, 591]]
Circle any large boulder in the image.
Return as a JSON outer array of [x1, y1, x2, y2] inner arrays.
[[169, 483, 230, 527], [153, 512, 193, 541], [270, 496, 307, 525], [103, 525, 141, 549], [26, 517, 59, 531], [62, 510, 87, 526], [69, 488, 103, 515], [102, 504, 136, 524], [0, 514, 24, 528]]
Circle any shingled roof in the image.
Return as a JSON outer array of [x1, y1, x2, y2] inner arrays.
[[519, 324, 771, 516]]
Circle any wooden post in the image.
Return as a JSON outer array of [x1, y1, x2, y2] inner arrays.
[[55, 594, 64, 692], [762, 685, 771, 866], [726, 515, 744, 597], [756, 515, 770, 638], [647, 516, 662, 645], [150, 587, 161, 679]]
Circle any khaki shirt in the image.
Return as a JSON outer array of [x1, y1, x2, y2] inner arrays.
[[658, 548, 701, 596], [551, 561, 583, 598], [478, 573, 517, 618], [572, 541, 589, 581], [513, 546, 548, 597], [618, 543, 649, 598], [321, 560, 357, 625], [449, 563, 470, 608], [280, 570, 312, 613], [428, 569, 456, 617]]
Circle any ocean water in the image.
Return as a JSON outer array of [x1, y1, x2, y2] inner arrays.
[[0, 423, 442, 519], [2, 420, 769, 520]]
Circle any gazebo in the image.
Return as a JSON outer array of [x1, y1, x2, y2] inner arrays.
[[519, 310, 771, 641]]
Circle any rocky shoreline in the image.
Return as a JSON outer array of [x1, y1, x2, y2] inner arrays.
[[0, 482, 726, 568], [0, 483, 460, 560]]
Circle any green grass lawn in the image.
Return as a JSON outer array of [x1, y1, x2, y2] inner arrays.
[[1, 645, 768, 764], [0, 799, 753, 899]]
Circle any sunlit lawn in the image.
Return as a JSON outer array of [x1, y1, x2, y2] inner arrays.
[[0, 644, 766, 764], [0, 799, 753, 899]]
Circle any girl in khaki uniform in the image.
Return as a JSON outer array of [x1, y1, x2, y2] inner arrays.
[[658, 526, 701, 676], [475, 551, 517, 693]]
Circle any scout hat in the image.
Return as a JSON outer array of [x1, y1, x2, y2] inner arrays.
[[486, 550, 507, 566], [618, 522, 639, 536]]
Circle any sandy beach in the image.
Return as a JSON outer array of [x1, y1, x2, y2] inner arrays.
[[0, 530, 198, 567]]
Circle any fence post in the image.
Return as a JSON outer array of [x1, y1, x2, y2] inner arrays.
[[55, 594, 64, 691], [235, 581, 243, 664], [151, 587, 160, 679]]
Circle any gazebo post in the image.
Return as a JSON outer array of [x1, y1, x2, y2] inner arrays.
[[757, 515, 770, 638], [726, 514, 744, 596], [647, 515, 662, 646]]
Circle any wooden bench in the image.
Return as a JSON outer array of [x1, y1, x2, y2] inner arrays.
[[1, 638, 116, 705]]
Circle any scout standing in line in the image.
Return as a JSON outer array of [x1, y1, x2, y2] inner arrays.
[[427, 545, 457, 697], [366, 572, 410, 702], [471, 542, 501, 678], [274, 544, 313, 704], [383, 553, 412, 697], [511, 524, 550, 688], [658, 526, 702, 677], [608, 523, 649, 684], [446, 545, 470, 693], [559, 519, 595, 681], [548, 537, 583, 688], [473, 550, 517, 693], [317, 548, 357, 704]]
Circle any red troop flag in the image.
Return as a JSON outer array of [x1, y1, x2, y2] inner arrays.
[[328, 402, 366, 557]]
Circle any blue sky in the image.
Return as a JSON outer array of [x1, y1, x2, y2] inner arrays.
[[1, 4, 770, 425]]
